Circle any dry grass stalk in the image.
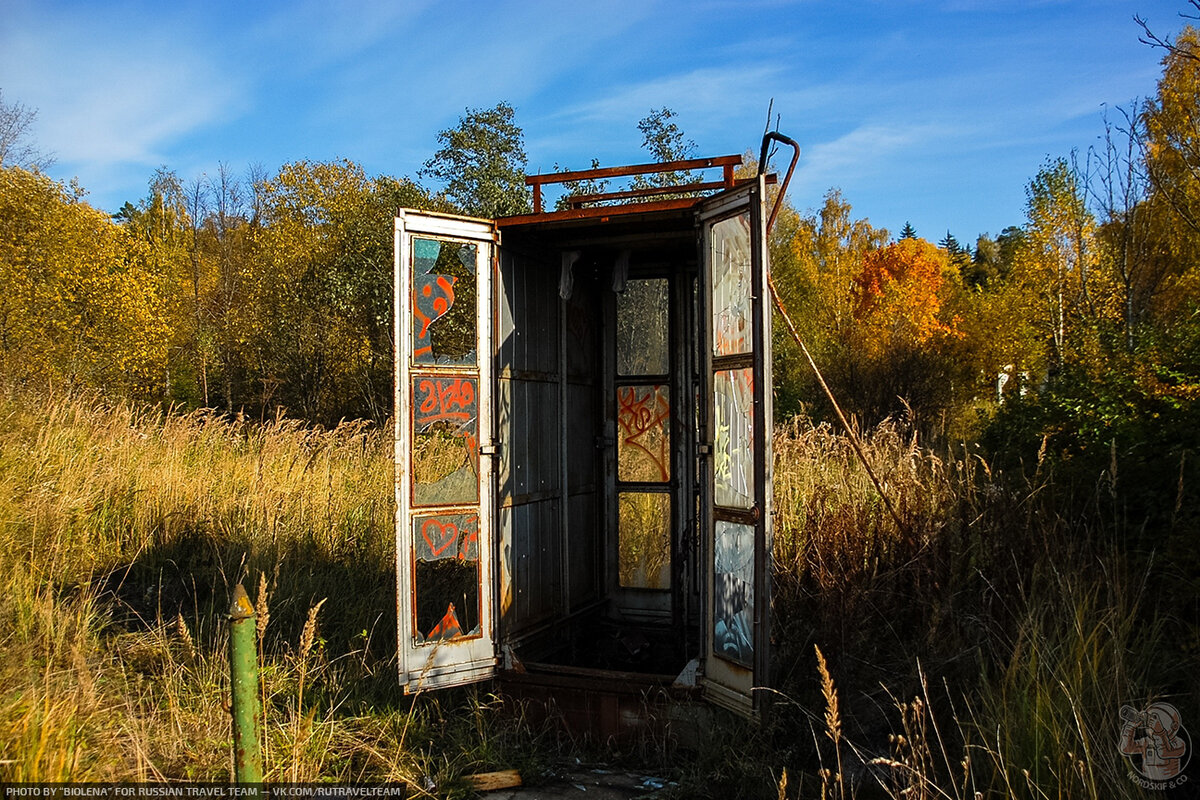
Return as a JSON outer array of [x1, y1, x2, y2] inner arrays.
[[814, 644, 845, 799], [255, 571, 271, 641], [174, 613, 196, 662], [814, 644, 841, 746], [298, 598, 327, 665]]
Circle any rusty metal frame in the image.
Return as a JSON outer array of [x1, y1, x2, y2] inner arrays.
[[394, 211, 499, 693], [696, 178, 772, 716], [525, 154, 744, 215]]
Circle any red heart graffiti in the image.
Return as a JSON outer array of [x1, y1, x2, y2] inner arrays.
[[420, 518, 459, 557]]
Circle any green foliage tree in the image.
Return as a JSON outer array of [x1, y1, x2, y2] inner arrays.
[[631, 107, 697, 190], [421, 102, 531, 218], [553, 158, 610, 211]]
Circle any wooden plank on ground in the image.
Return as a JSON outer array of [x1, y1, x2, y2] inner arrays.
[[466, 769, 523, 791]]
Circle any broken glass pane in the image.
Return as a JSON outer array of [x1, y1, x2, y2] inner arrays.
[[412, 237, 477, 366], [617, 278, 669, 375], [618, 492, 671, 589], [413, 512, 481, 644], [617, 384, 671, 483], [710, 213, 752, 357], [714, 368, 754, 509], [412, 375, 478, 506], [713, 520, 754, 665]]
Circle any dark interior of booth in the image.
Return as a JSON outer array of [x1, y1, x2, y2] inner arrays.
[[492, 208, 704, 684]]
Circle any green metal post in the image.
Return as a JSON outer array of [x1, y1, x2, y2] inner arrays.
[[229, 582, 264, 785]]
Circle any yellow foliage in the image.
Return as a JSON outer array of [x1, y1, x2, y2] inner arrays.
[[0, 167, 169, 396], [852, 238, 960, 358]]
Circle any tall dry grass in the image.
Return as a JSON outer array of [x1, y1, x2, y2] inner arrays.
[[3, 387, 1194, 797], [771, 416, 1197, 800], [0, 387, 543, 789]]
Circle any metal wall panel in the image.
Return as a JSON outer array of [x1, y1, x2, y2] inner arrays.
[[566, 382, 598, 493], [496, 249, 568, 640], [568, 492, 601, 609]]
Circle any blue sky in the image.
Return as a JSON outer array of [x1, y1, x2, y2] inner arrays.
[[0, 0, 1187, 241]]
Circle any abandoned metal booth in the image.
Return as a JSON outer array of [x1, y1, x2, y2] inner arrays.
[[393, 154, 775, 722]]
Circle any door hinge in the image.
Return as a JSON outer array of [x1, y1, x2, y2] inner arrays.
[[480, 443, 501, 457]]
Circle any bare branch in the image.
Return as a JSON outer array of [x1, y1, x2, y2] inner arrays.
[[0, 89, 54, 170], [1135, 7, 1200, 62]]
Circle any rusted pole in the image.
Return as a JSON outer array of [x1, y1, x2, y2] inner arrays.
[[229, 582, 264, 786]]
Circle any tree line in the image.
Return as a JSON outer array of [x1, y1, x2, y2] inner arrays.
[[2, 31, 1199, 470], [772, 32, 1200, 448], [0, 101, 537, 423]]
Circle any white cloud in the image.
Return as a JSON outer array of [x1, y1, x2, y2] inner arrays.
[[554, 65, 784, 125], [793, 121, 961, 197], [0, 5, 239, 171]]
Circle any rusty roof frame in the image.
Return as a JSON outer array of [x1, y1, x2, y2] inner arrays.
[[513, 154, 744, 221], [509, 154, 779, 226]]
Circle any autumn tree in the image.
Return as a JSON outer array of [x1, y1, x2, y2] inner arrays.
[[843, 237, 974, 424], [854, 238, 958, 353], [254, 160, 441, 421], [117, 168, 200, 401], [1011, 157, 1102, 370], [1141, 26, 1200, 333], [0, 167, 168, 395], [769, 190, 888, 419]]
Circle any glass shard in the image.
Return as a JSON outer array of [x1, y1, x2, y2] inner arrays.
[[412, 238, 477, 366]]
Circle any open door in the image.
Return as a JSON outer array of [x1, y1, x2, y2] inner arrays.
[[395, 211, 497, 693], [698, 179, 773, 716]]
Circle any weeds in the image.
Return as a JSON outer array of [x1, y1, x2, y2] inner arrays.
[[2, 386, 1194, 797], [772, 414, 1197, 800], [0, 388, 541, 786]]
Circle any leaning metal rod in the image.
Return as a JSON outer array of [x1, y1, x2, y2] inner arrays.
[[758, 130, 909, 539], [764, 273, 912, 541]]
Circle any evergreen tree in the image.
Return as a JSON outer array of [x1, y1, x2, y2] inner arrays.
[[939, 230, 972, 271]]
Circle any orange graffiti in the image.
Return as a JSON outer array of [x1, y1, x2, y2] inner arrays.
[[413, 275, 458, 359], [415, 377, 475, 423], [617, 385, 671, 482], [427, 602, 463, 641]]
